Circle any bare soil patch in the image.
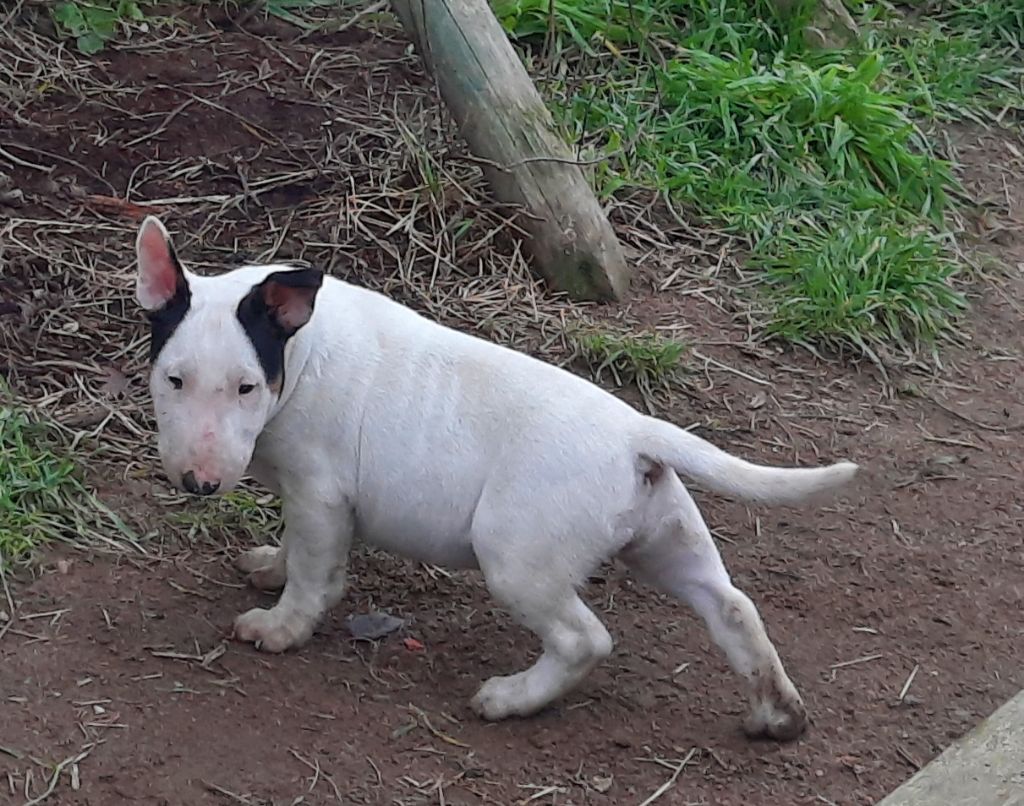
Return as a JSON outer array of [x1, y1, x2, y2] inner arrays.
[[2, 9, 1023, 805]]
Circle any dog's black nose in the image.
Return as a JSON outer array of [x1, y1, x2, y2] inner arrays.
[[182, 471, 220, 496], [182, 470, 199, 494]]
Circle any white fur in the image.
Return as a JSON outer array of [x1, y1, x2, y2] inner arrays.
[[139, 224, 858, 738]]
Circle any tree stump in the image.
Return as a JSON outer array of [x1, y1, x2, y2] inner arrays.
[[390, 0, 630, 301]]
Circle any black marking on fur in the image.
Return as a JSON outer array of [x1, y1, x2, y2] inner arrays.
[[146, 241, 191, 362], [236, 267, 323, 391]]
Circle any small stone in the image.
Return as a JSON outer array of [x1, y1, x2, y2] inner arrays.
[[0, 189, 25, 206], [592, 775, 613, 793]]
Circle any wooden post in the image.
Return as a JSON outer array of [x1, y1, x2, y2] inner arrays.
[[390, 0, 630, 301]]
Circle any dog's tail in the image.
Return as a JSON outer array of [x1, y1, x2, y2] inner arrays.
[[638, 416, 858, 506]]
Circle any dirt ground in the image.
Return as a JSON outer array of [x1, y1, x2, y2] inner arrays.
[[2, 7, 1023, 806]]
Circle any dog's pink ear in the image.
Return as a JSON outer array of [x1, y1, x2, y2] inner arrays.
[[136, 216, 187, 311], [259, 268, 323, 335]]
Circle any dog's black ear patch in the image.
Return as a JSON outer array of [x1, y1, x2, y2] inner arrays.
[[145, 239, 191, 362], [236, 268, 323, 390]]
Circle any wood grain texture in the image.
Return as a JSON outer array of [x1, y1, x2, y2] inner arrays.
[[391, 0, 630, 300]]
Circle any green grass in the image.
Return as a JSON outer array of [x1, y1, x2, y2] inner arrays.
[[756, 209, 965, 351], [570, 327, 688, 402], [496, 0, 1020, 356], [49, 0, 353, 52], [167, 488, 282, 547], [871, 1, 1024, 123], [51, 0, 148, 54], [0, 406, 132, 564]]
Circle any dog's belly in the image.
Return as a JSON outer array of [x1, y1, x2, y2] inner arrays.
[[357, 511, 480, 569], [362, 524, 479, 569]]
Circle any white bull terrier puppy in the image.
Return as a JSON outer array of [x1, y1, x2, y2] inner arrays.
[[135, 216, 858, 740]]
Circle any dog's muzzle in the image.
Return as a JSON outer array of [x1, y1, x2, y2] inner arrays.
[[182, 470, 221, 496]]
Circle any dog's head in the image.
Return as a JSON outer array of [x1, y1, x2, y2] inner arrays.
[[134, 216, 323, 495]]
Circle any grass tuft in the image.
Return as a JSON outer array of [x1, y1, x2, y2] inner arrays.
[[167, 487, 283, 548], [571, 49, 954, 223], [48, 0, 357, 53], [0, 406, 132, 563], [51, 0, 147, 54], [871, 1, 1024, 123], [756, 210, 966, 351], [570, 327, 688, 401]]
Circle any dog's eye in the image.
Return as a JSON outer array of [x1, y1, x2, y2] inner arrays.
[[168, 376, 183, 390], [239, 383, 256, 396]]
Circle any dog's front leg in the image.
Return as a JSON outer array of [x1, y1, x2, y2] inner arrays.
[[235, 458, 288, 591], [233, 499, 352, 653]]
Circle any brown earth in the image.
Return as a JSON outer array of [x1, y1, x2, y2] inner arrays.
[[1, 6, 1023, 806]]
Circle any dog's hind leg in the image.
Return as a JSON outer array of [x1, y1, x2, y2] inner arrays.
[[469, 526, 614, 721], [233, 501, 352, 652], [236, 544, 287, 591], [621, 470, 808, 741]]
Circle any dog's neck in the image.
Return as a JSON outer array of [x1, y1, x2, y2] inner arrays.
[[266, 315, 317, 422]]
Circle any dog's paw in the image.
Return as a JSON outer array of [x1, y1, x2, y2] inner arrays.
[[232, 607, 312, 653], [236, 545, 281, 575], [743, 694, 808, 742], [471, 673, 538, 721]]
